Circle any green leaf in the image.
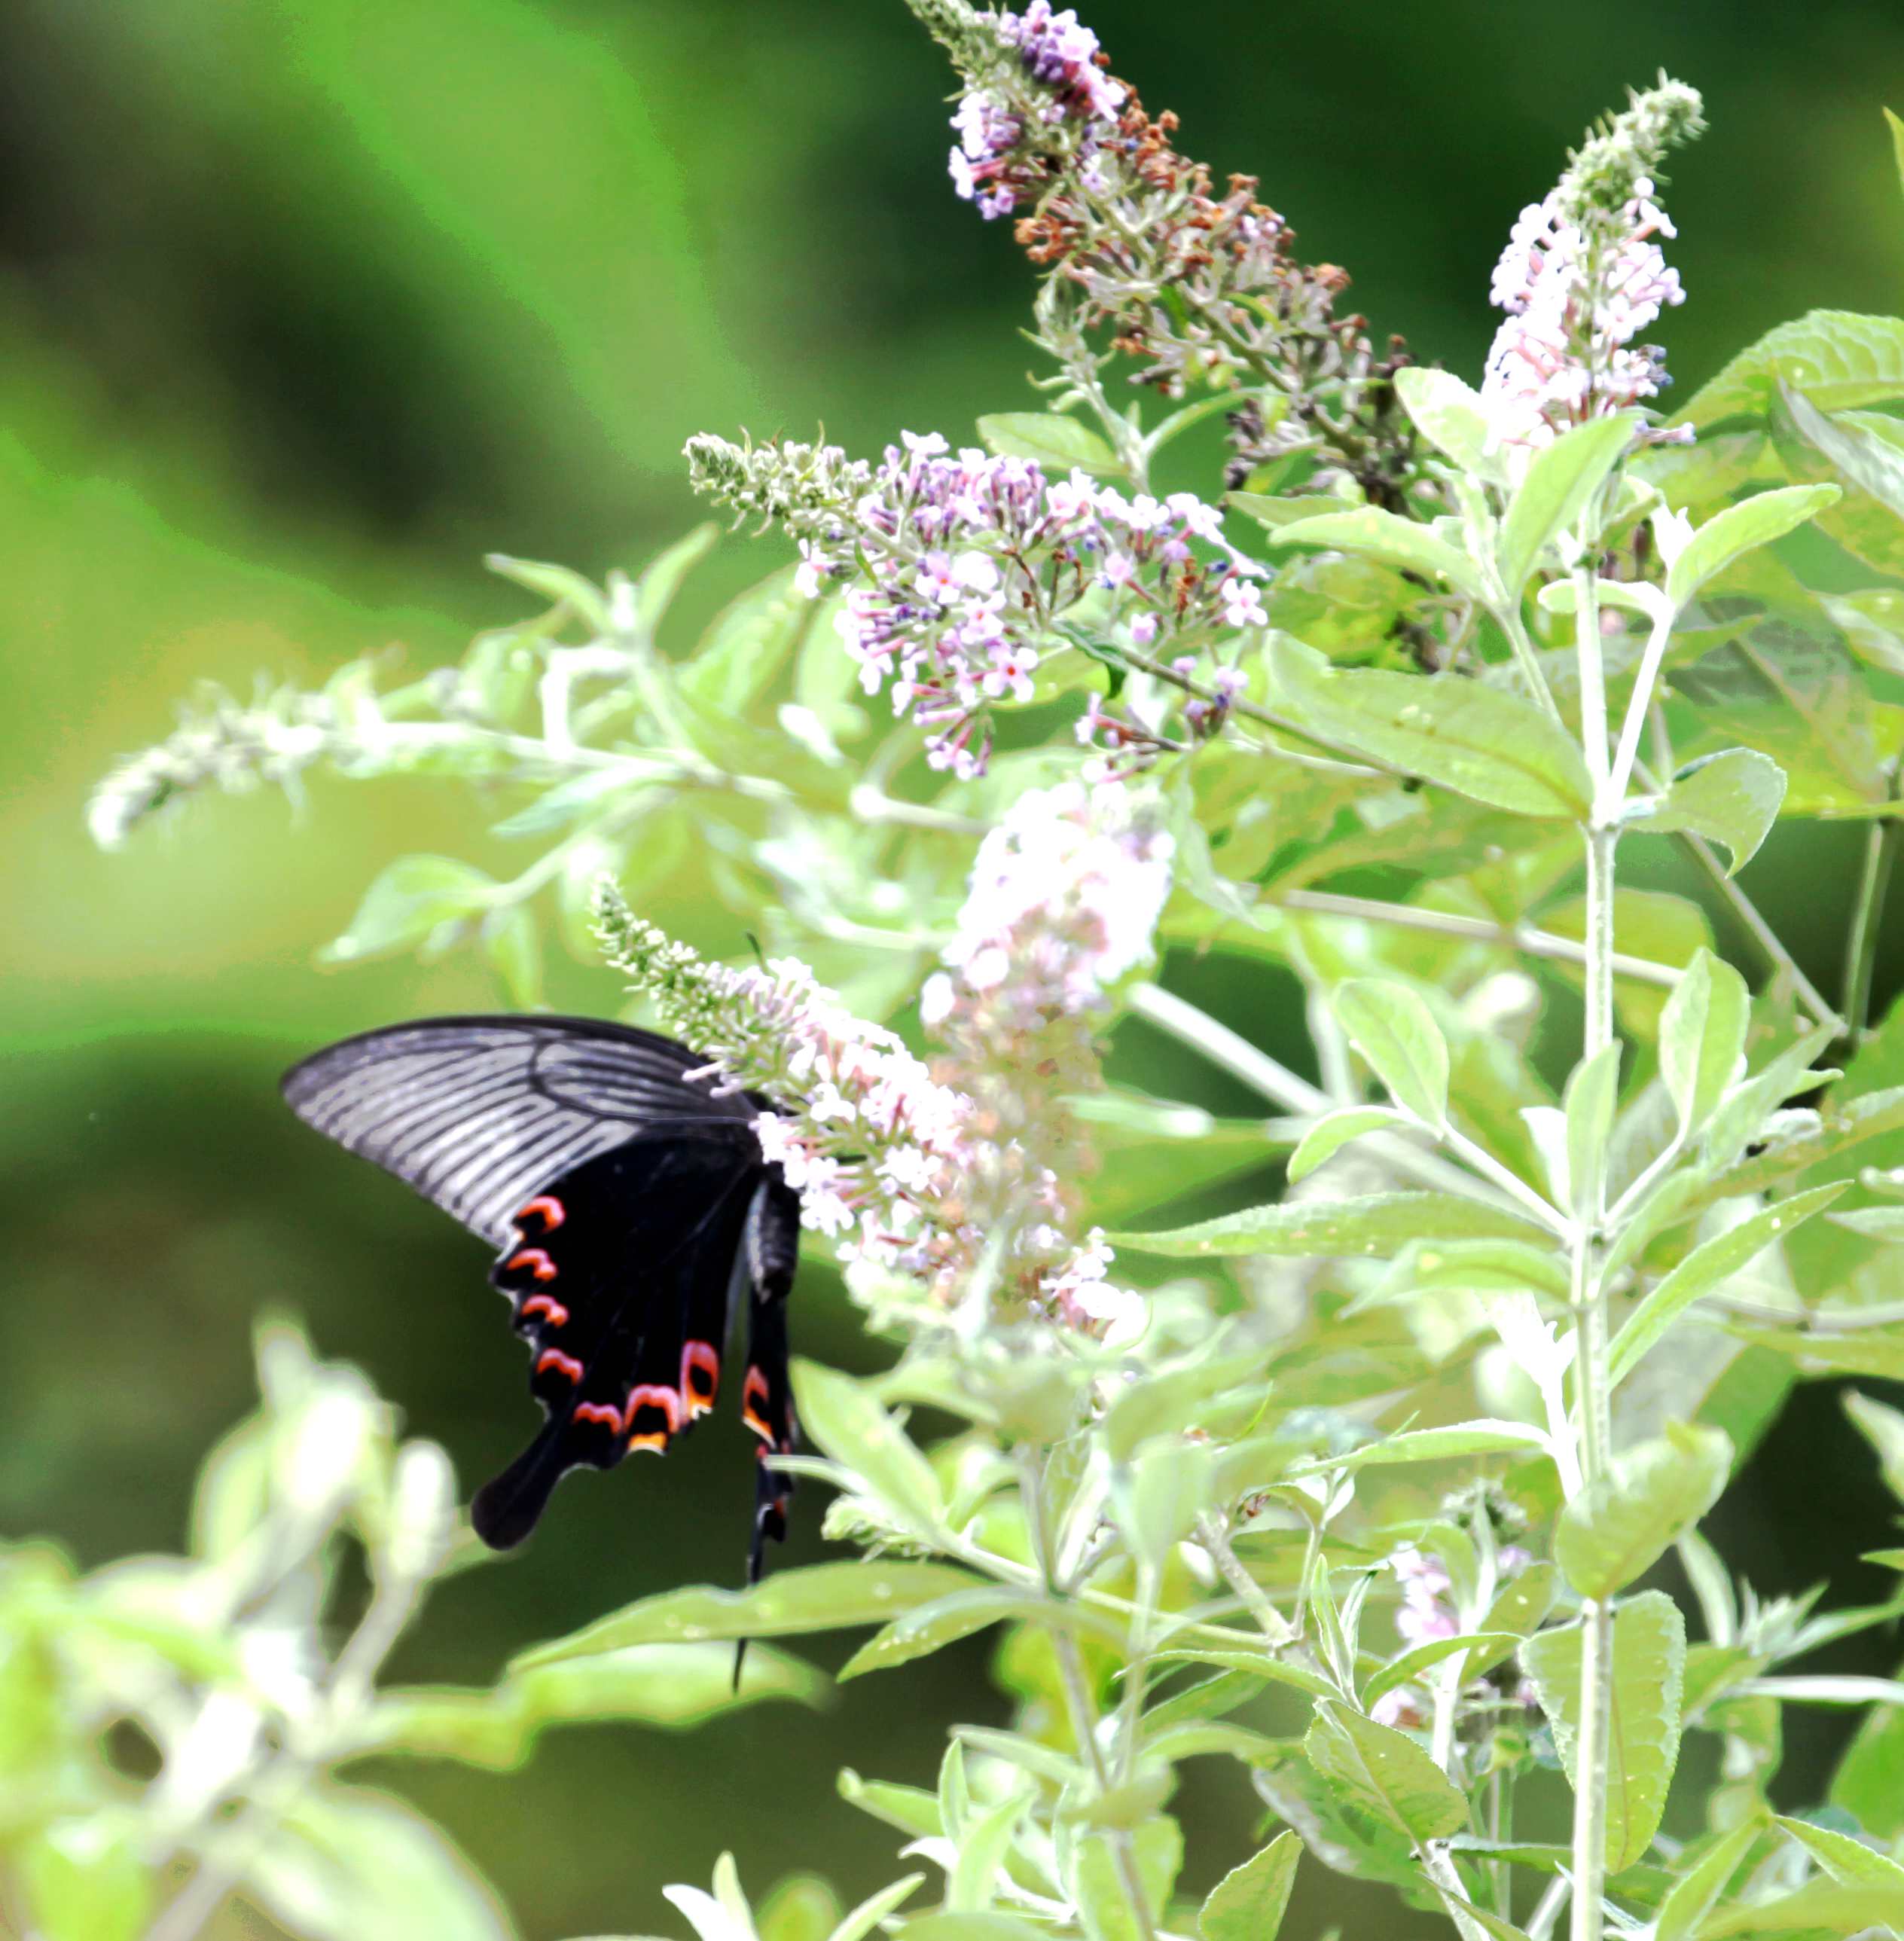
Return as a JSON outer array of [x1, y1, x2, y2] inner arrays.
[[1610, 1186, 1847, 1389], [1564, 1042, 1622, 1222], [320, 855, 496, 964], [1658, 949, 1750, 1140], [1698, 1882, 1904, 1936], [1198, 1831, 1300, 1941], [481, 903, 542, 1009], [838, 1770, 941, 1842], [975, 412, 1121, 476], [1113, 1439, 1216, 1571], [1272, 505, 1488, 600], [1664, 485, 1841, 609], [633, 524, 721, 636], [838, 1589, 1057, 1680], [1679, 312, 1904, 429], [1227, 492, 1341, 532], [1334, 979, 1449, 1126], [1265, 635, 1592, 818], [1634, 751, 1787, 877], [1554, 1425, 1733, 1598], [1467, 1564, 1561, 1677], [1774, 1814, 1904, 1888], [792, 1361, 942, 1536], [681, 566, 813, 715], [897, 1921, 1048, 1941], [1498, 414, 1639, 594], [17, 1820, 151, 1941], [827, 1877, 928, 1941], [1362, 1632, 1524, 1710], [1844, 1390, 1904, 1504], [1287, 1106, 1410, 1184], [1710, 1083, 1904, 1200], [1109, 1192, 1550, 1259], [484, 552, 612, 631], [1520, 1591, 1686, 1873], [1393, 368, 1492, 475], [241, 1784, 513, 1941], [360, 1643, 822, 1768], [1783, 383, 1904, 525], [1302, 1700, 1468, 1843], [1283, 1421, 1550, 1482], [1652, 1818, 1762, 1941], [514, 1561, 982, 1666], [1071, 1820, 1182, 1941]]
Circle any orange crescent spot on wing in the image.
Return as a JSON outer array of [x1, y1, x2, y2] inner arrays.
[[536, 1348, 584, 1382], [627, 1432, 669, 1454], [515, 1195, 566, 1232], [520, 1294, 570, 1327], [572, 1402, 622, 1429], [506, 1248, 559, 1282]]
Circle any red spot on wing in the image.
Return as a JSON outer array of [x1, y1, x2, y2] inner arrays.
[[680, 1341, 721, 1419], [572, 1402, 622, 1429], [624, 1384, 682, 1438], [536, 1348, 584, 1383], [515, 1195, 566, 1232], [521, 1294, 570, 1327], [506, 1248, 559, 1283]]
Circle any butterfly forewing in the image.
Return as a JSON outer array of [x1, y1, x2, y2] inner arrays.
[[281, 1015, 755, 1249], [281, 1015, 802, 1572]]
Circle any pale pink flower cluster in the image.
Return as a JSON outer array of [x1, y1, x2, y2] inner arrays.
[[712, 957, 977, 1268], [1036, 1228, 1140, 1331], [920, 780, 1174, 1029], [949, 4, 1125, 221], [1481, 178, 1685, 449], [798, 432, 1251, 777], [1392, 1544, 1460, 1648]]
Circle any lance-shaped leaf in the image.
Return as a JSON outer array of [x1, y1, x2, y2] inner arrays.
[[1610, 1185, 1846, 1389], [1664, 485, 1841, 609], [1362, 1631, 1524, 1710], [1774, 1814, 1904, 1888], [1782, 381, 1904, 523], [1498, 413, 1639, 595], [977, 413, 1121, 476], [1110, 1192, 1550, 1259], [1334, 980, 1450, 1127], [1521, 1590, 1686, 1873], [1271, 505, 1488, 601], [1697, 1882, 1904, 1936], [1287, 1106, 1411, 1184], [1393, 367, 1491, 474], [1282, 1421, 1550, 1482], [1302, 1701, 1468, 1843], [1555, 1425, 1733, 1598], [1658, 948, 1750, 1140], [1564, 1042, 1622, 1222], [1198, 1831, 1300, 1941], [839, 1589, 1085, 1681], [1265, 635, 1592, 818], [1631, 750, 1787, 877], [514, 1561, 982, 1666], [1652, 1818, 1762, 1941], [793, 1360, 944, 1536]]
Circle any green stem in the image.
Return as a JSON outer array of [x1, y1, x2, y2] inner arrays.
[[1842, 795, 1902, 1048], [1567, 822, 1619, 1941], [1496, 604, 1569, 731]]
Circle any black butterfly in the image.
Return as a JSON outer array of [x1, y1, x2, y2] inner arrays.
[[282, 1015, 800, 1580]]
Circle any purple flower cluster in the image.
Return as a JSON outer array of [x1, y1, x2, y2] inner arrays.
[[795, 432, 1256, 778], [948, 3, 1125, 221]]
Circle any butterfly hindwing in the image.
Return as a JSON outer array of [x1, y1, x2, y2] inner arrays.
[[740, 1177, 803, 1585], [473, 1128, 765, 1549]]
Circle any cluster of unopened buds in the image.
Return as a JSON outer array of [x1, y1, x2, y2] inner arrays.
[[947, 2, 1124, 221], [787, 432, 1259, 777]]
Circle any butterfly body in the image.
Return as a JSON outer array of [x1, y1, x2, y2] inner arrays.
[[281, 1016, 800, 1573]]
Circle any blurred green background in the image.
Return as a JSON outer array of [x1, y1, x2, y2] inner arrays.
[[8, 1, 1904, 1933]]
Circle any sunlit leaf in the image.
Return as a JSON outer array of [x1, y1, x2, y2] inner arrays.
[[1498, 413, 1638, 594], [1664, 485, 1840, 609], [1333, 979, 1449, 1127], [1521, 1591, 1686, 1872], [1111, 1192, 1548, 1259], [1554, 1425, 1732, 1598], [1302, 1701, 1467, 1843], [792, 1361, 943, 1536], [1632, 751, 1787, 876], [976, 413, 1121, 476], [1198, 1830, 1300, 1941], [1679, 311, 1904, 429]]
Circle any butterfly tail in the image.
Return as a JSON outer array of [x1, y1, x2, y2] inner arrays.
[[471, 1418, 574, 1549]]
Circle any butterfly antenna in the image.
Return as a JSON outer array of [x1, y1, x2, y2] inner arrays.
[[732, 1637, 750, 1691]]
